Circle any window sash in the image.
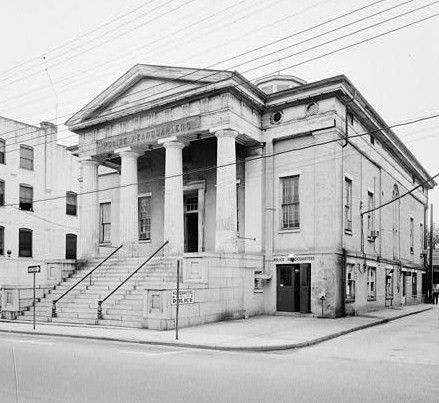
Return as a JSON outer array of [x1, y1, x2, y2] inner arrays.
[[346, 265, 355, 300], [20, 146, 34, 170], [19, 185, 33, 210], [281, 176, 300, 229], [0, 180, 4, 206], [66, 192, 77, 215], [138, 196, 151, 241], [19, 229, 32, 257], [0, 139, 5, 164], [99, 203, 111, 243]]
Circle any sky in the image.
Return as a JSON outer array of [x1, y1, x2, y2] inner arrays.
[[1, 0, 438, 217]]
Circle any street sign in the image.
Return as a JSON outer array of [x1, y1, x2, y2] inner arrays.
[[28, 265, 41, 273], [171, 290, 193, 305]]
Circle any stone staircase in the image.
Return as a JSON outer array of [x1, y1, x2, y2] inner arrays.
[[18, 256, 177, 328]]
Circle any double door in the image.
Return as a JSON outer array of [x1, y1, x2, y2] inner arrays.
[[276, 264, 311, 313]]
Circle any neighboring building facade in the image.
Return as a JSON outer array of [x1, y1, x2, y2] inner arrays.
[[0, 117, 80, 294], [64, 64, 433, 327]]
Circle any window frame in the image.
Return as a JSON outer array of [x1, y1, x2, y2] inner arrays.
[[367, 266, 376, 301], [344, 176, 353, 233], [367, 190, 375, 239], [99, 202, 111, 244], [0, 138, 5, 164], [19, 184, 33, 211], [0, 179, 4, 206], [18, 228, 32, 257], [19, 145, 34, 170], [0, 225, 4, 255], [66, 191, 77, 216], [138, 194, 152, 242], [412, 272, 417, 297], [409, 217, 414, 254], [280, 175, 300, 231], [345, 264, 355, 302]]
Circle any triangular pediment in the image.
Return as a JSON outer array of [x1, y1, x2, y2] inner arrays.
[[65, 64, 239, 129]]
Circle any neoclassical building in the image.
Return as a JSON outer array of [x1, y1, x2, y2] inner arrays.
[[62, 64, 433, 327]]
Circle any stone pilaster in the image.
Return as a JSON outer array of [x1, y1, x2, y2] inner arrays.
[[215, 129, 238, 253], [160, 138, 185, 255], [116, 147, 141, 255], [79, 158, 99, 258]]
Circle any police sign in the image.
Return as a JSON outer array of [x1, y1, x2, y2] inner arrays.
[[171, 290, 194, 305], [27, 265, 41, 273]]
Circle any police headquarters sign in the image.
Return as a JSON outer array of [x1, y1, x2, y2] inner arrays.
[[273, 255, 315, 264], [171, 290, 194, 305], [96, 116, 201, 153]]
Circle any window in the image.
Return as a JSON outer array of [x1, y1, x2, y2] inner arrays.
[[66, 192, 77, 216], [420, 223, 424, 251], [347, 111, 354, 125], [386, 270, 394, 299], [0, 180, 4, 206], [367, 266, 376, 300], [344, 177, 352, 232], [0, 138, 5, 164], [19, 184, 33, 211], [99, 203, 111, 243], [281, 176, 300, 230], [412, 273, 417, 296], [0, 226, 4, 255], [236, 183, 240, 233], [367, 191, 375, 238], [138, 196, 151, 241], [18, 228, 32, 257], [370, 135, 375, 145], [402, 272, 407, 297], [65, 234, 77, 259], [410, 217, 414, 254], [346, 264, 355, 301], [20, 145, 34, 170]]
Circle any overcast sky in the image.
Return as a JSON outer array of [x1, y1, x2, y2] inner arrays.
[[1, 0, 438, 217]]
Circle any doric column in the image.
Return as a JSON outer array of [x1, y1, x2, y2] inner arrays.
[[79, 158, 99, 258], [215, 129, 238, 253], [116, 147, 141, 254], [159, 137, 185, 255]]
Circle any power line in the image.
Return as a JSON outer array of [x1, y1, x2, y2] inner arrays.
[[1, 110, 437, 208], [1, 0, 433, 152]]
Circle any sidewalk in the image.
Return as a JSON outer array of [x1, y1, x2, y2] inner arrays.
[[0, 304, 433, 352]]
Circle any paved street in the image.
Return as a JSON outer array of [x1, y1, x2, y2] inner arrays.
[[0, 308, 438, 403]]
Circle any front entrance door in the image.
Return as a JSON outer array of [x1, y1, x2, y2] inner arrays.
[[277, 264, 311, 313], [184, 193, 199, 252]]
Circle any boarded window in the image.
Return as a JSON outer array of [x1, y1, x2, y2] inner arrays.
[[19, 184, 33, 211], [65, 234, 77, 259], [66, 192, 77, 216], [138, 196, 151, 241], [19, 228, 32, 257], [99, 203, 111, 243], [20, 145, 34, 170], [281, 176, 300, 230]]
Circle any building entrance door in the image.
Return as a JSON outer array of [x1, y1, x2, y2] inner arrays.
[[184, 193, 199, 252], [276, 264, 311, 313]]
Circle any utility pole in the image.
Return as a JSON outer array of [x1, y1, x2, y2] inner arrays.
[[429, 203, 434, 302]]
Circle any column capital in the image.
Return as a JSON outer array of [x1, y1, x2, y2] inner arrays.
[[158, 136, 186, 150], [115, 147, 142, 158], [209, 126, 241, 138], [78, 157, 100, 167]]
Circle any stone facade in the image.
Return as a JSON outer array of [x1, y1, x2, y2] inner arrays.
[[64, 65, 433, 327]]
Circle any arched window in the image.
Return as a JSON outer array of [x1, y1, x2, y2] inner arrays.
[[18, 228, 32, 257], [65, 234, 77, 260]]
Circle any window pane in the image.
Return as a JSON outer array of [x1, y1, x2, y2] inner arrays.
[[0, 139, 5, 164], [0, 181, 4, 206], [19, 185, 33, 211], [66, 192, 77, 215], [20, 146, 34, 170], [0, 226, 4, 255], [65, 234, 77, 259], [100, 203, 111, 243], [19, 229, 32, 257], [281, 176, 299, 229]]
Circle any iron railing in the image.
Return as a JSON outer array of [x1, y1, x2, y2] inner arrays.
[[52, 245, 123, 317], [97, 240, 168, 320]]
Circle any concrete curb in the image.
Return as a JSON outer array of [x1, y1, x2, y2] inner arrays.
[[0, 306, 432, 352]]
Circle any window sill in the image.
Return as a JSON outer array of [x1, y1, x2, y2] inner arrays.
[[367, 237, 376, 242], [253, 289, 263, 294], [344, 229, 352, 235], [345, 298, 355, 303], [278, 229, 300, 234], [367, 298, 376, 302], [20, 167, 34, 171], [139, 240, 152, 243]]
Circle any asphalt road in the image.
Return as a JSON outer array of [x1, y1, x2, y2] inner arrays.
[[0, 308, 438, 403]]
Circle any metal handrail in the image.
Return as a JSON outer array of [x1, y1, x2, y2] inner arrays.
[[97, 240, 168, 320], [52, 244, 123, 317]]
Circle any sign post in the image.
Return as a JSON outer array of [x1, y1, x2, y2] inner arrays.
[[175, 260, 180, 340], [28, 265, 41, 330]]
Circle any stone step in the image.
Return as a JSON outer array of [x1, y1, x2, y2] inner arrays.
[[51, 317, 97, 326], [102, 313, 143, 322], [98, 319, 142, 328]]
